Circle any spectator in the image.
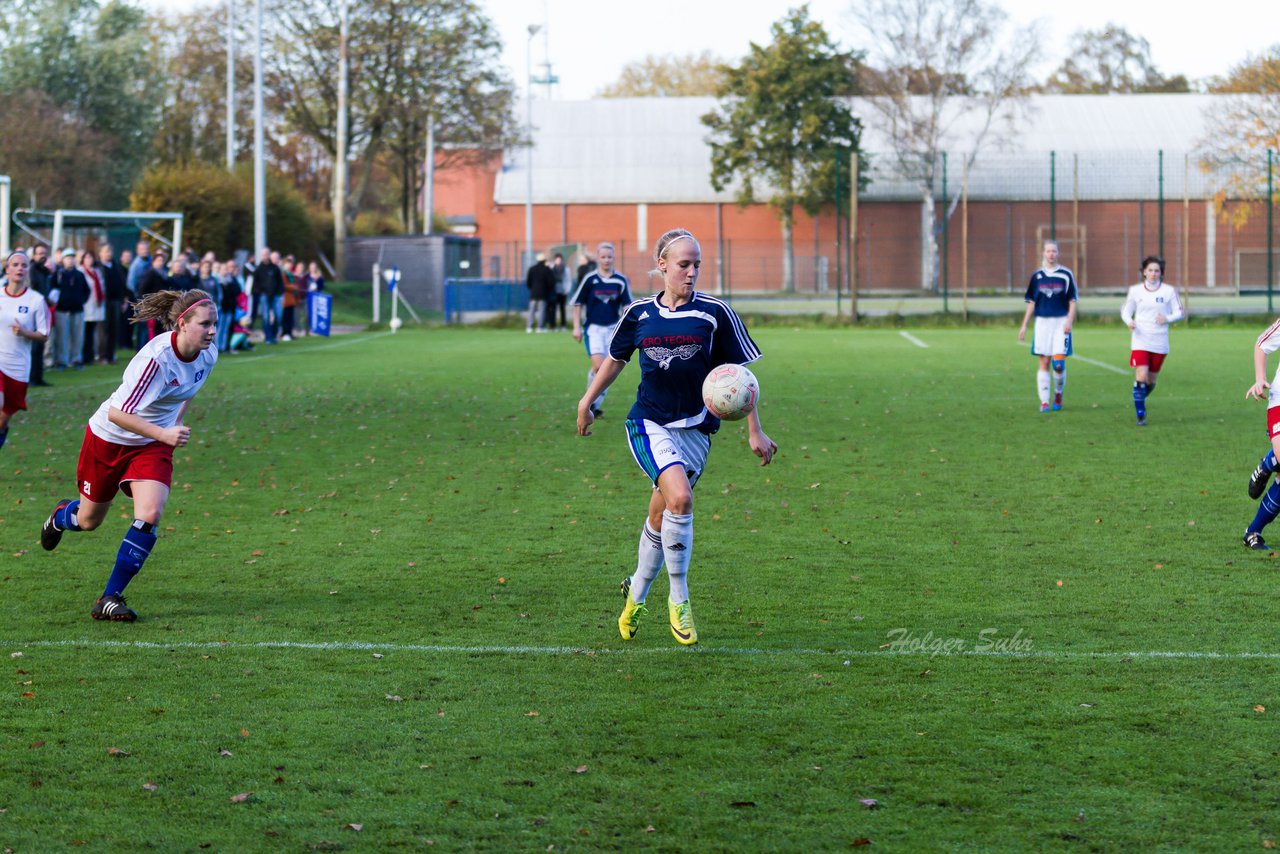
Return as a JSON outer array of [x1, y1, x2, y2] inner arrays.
[[27, 244, 53, 386], [169, 254, 197, 292], [525, 253, 555, 333], [217, 260, 242, 352], [576, 249, 597, 288], [281, 256, 299, 341], [80, 248, 105, 366], [126, 241, 150, 296], [98, 242, 128, 364], [549, 252, 570, 331], [247, 248, 284, 344], [198, 259, 222, 323], [51, 248, 90, 370], [304, 260, 325, 337], [135, 251, 170, 346]]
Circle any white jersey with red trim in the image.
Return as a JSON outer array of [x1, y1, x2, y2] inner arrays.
[[1120, 281, 1184, 355], [89, 331, 218, 446], [0, 286, 52, 382]]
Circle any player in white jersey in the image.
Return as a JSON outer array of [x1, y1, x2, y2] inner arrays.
[[0, 250, 52, 450], [40, 289, 218, 621], [577, 228, 777, 645], [1241, 313, 1280, 549], [1121, 256, 1184, 426]]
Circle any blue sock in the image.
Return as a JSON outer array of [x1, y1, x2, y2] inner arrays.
[[102, 520, 157, 598], [0, 425, 8, 450], [1144, 381, 1156, 399], [1133, 382, 1147, 419], [1248, 481, 1280, 534], [55, 499, 82, 532], [1262, 449, 1277, 474]]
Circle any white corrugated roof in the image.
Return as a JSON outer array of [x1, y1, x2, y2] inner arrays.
[[493, 94, 1250, 204]]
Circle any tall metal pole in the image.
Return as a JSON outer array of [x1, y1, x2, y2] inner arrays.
[[334, 0, 349, 274], [1269, 149, 1275, 314], [252, 0, 266, 252], [1049, 150, 1056, 240], [1158, 149, 1165, 259], [226, 0, 235, 170], [423, 113, 435, 234], [941, 151, 949, 313], [524, 25, 540, 270]]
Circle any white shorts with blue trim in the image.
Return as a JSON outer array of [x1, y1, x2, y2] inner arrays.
[[1032, 315, 1073, 357], [625, 419, 710, 488], [585, 324, 612, 357]]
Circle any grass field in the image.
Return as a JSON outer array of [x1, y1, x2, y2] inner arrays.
[[3, 320, 1279, 851]]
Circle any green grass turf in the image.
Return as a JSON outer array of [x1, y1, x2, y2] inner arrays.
[[2, 322, 1280, 850]]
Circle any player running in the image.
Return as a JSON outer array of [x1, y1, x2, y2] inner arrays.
[[1121, 255, 1184, 426], [39, 289, 218, 620], [570, 242, 631, 419], [576, 228, 777, 646], [1018, 240, 1078, 413], [0, 250, 51, 451]]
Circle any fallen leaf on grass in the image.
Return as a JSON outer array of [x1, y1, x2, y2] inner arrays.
[[1263, 840, 1275, 849], [251, 550, 264, 557], [859, 798, 879, 809], [372, 653, 383, 659], [107, 747, 129, 757], [143, 783, 158, 791], [385, 694, 403, 702], [30, 741, 44, 749], [729, 801, 756, 808], [1154, 563, 1163, 569], [574, 765, 588, 774], [9, 652, 21, 659], [229, 792, 254, 803], [20, 691, 33, 698], [851, 838, 872, 847], [1055, 580, 1064, 587], [525, 711, 540, 717], [645, 826, 655, 833], [1255, 705, 1267, 714], [239, 728, 250, 738], [344, 824, 363, 832], [219, 749, 234, 757]]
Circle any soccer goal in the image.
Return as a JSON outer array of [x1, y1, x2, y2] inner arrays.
[[11, 208, 184, 255]]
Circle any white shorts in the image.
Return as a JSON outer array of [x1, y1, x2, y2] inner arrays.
[[1032, 316, 1073, 357], [625, 419, 710, 488], [584, 324, 611, 358]]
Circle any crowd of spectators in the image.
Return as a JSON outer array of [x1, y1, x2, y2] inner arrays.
[[2, 239, 327, 381]]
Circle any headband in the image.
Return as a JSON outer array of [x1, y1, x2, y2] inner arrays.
[[659, 233, 696, 259], [176, 298, 213, 325], [4, 249, 30, 265]]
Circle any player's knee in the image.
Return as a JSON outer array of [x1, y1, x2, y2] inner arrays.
[[665, 492, 693, 516], [1052, 358, 1065, 373]]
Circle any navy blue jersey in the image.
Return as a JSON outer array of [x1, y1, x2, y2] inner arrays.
[[1024, 266, 1078, 318], [608, 291, 761, 429], [571, 270, 632, 327]]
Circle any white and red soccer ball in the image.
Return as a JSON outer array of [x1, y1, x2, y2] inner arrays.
[[702, 363, 759, 421]]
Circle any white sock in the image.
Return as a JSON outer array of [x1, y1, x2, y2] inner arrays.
[[1054, 370, 1065, 396], [629, 520, 664, 603], [586, 368, 596, 395], [662, 510, 693, 603], [1037, 370, 1051, 405]]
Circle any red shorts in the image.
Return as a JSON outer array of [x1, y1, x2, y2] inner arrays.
[[1130, 350, 1167, 372], [0, 371, 29, 415], [1269, 408, 1280, 440], [75, 426, 174, 503]]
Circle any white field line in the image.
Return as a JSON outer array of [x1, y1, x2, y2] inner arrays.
[[1072, 354, 1130, 375], [6, 638, 1280, 662], [899, 330, 929, 349]]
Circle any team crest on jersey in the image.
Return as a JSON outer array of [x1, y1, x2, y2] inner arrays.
[[17, 306, 28, 313], [644, 343, 701, 369], [195, 370, 204, 382]]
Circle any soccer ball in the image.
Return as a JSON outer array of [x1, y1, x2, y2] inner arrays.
[[702, 364, 759, 421]]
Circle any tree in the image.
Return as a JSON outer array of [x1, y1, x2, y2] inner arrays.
[[1042, 25, 1190, 94], [0, 88, 113, 209], [598, 52, 727, 97], [702, 6, 864, 292], [0, 0, 161, 207], [848, 0, 1039, 290], [1196, 48, 1280, 229]]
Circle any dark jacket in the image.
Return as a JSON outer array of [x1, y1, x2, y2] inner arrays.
[[169, 271, 197, 292], [249, 261, 284, 299], [137, 266, 171, 298], [99, 260, 129, 301], [526, 261, 556, 301], [29, 259, 53, 298], [219, 275, 242, 313], [52, 266, 90, 312]]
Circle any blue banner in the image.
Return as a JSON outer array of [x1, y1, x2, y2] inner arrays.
[[309, 292, 332, 336]]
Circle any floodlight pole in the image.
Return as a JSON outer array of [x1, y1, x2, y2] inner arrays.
[[0, 175, 9, 257], [252, 0, 266, 253], [423, 112, 435, 234], [333, 0, 349, 274], [226, 0, 235, 170], [524, 24, 540, 270]]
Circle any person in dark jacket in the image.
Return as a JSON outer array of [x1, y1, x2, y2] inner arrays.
[[51, 249, 90, 370], [97, 242, 128, 364], [525, 253, 556, 333], [27, 244, 53, 385], [247, 248, 284, 344], [134, 252, 170, 347], [168, 254, 197, 292], [217, 260, 242, 352]]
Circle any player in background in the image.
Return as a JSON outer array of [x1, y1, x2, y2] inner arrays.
[[570, 242, 632, 418], [1121, 256, 1184, 426], [0, 250, 52, 450], [1017, 240, 1078, 413], [1240, 311, 1280, 548], [576, 228, 777, 646], [39, 289, 218, 620]]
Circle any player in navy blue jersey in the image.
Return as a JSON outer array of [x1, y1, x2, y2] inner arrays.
[[570, 242, 631, 418], [576, 228, 777, 645], [1017, 240, 1078, 413]]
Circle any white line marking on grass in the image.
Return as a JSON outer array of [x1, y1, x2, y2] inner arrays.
[[8, 638, 1280, 662], [214, 331, 395, 367], [899, 330, 929, 348], [1072, 355, 1130, 375]]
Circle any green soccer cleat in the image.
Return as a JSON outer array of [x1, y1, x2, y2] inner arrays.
[[668, 599, 698, 646], [618, 577, 647, 640]]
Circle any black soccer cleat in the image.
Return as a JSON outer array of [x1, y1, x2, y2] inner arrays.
[[1249, 463, 1273, 501], [92, 595, 137, 622], [41, 499, 72, 551], [1243, 531, 1269, 551]]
